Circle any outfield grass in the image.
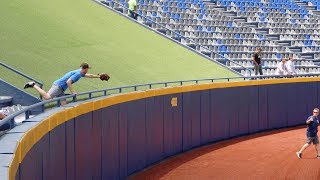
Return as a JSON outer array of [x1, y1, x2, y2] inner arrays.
[[0, 0, 237, 95]]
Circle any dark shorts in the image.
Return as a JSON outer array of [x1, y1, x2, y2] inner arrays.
[[307, 135, 319, 144]]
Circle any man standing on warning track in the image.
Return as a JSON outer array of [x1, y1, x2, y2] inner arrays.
[[296, 108, 320, 159]]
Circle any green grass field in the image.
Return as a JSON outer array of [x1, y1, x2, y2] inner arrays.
[[0, 0, 236, 95]]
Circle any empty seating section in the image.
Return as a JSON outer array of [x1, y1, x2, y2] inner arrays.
[[211, 0, 320, 75], [300, 0, 320, 10], [103, 0, 320, 76]]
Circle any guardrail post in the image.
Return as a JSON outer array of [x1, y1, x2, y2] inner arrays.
[[89, 93, 92, 99], [25, 110, 30, 120], [104, 90, 107, 96], [73, 96, 77, 102], [10, 118, 15, 129], [57, 100, 61, 107], [0, 61, 44, 100], [39, 84, 43, 100], [41, 104, 45, 113]]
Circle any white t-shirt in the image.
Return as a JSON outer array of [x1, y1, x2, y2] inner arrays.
[[276, 62, 288, 75], [286, 60, 296, 75]]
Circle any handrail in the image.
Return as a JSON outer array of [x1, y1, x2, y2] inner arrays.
[[0, 61, 44, 99], [2, 73, 320, 131], [0, 61, 43, 87], [96, 0, 253, 76]]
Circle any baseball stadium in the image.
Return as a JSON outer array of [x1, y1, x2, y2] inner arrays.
[[0, 0, 320, 179]]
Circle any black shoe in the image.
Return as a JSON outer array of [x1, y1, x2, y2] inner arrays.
[[24, 82, 35, 89], [296, 152, 302, 159]]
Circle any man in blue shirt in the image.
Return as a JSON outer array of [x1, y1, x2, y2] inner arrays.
[[296, 108, 320, 159], [24, 62, 101, 104]]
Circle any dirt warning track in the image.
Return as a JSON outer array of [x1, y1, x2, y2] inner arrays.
[[130, 127, 320, 180]]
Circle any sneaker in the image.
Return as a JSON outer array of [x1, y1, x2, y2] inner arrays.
[[24, 82, 35, 89], [317, 156, 320, 159], [296, 152, 302, 159]]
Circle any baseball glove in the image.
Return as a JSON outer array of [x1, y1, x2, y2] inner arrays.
[[99, 73, 110, 81]]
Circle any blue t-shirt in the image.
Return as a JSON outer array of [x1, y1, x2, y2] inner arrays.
[[306, 116, 319, 137], [54, 70, 85, 91]]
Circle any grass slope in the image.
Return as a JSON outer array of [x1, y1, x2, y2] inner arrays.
[[0, 0, 236, 94]]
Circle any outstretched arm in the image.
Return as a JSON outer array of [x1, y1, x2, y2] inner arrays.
[[85, 74, 100, 78]]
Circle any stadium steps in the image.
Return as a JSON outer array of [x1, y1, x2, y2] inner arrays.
[[264, 34, 280, 41], [221, 11, 237, 17], [293, 0, 320, 16], [0, 96, 13, 108], [288, 47, 303, 53], [255, 28, 269, 35], [277, 41, 292, 46], [232, 17, 247, 23], [301, 53, 315, 60], [243, 22, 259, 28], [294, 1, 309, 6], [206, 4, 279, 42], [313, 11, 320, 15], [210, 6, 227, 12], [207, 4, 254, 25], [293, 0, 317, 11], [207, 6, 275, 41]]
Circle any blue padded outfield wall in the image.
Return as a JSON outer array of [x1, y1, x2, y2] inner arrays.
[[0, 78, 319, 180]]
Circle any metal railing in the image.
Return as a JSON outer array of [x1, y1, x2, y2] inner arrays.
[[95, 0, 253, 76], [2, 73, 320, 132], [0, 61, 44, 99]]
